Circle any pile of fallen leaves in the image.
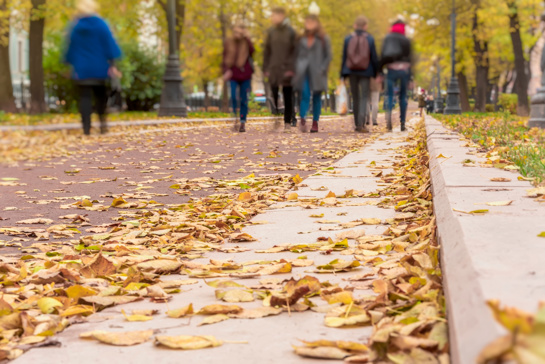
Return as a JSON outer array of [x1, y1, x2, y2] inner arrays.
[[0, 173, 305, 360], [291, 119, 449, 363]]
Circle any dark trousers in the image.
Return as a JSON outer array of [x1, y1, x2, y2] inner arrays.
[[349, 75, 371, 129], [79, 84, 107, 135], [271, 85, 294, 124], [386, 69, 410, 125]]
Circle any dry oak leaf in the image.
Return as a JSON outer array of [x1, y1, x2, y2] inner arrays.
[[229, 307, 283, 319], [198, 304, 243, 315], [80, 330, 153, 346], [16, 218, 54, 225], [215, 290, 255, 303], [490, 177, 511, 182], [81, 295, 142, 309], [80, 254, 117, 278], [293, 346, 351, 360], [136, 259, 182, 274], [155, 335, 223, 350]]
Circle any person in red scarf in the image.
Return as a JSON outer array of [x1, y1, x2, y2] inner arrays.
[[380, 20, 413, 132]]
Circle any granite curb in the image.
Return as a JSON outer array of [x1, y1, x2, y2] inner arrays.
[[425, 115, 545, 363]]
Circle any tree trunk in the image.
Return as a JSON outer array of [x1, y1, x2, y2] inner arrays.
[[0, 0, 16, 113], [472, 9, 489, 112], [29, 0, 47, 114], [203, 79, 210, 111], [457, 72, 471, 112], [507, 0, 529, 116], [219, 3, 229, 112]]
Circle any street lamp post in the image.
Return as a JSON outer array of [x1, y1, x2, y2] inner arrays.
[[434, 59, 444, 113], [529, 8, 545, 128], [444, 0, 462, 114], [158, 0, 187, 117]]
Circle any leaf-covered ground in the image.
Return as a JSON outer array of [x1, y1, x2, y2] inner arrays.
[[0, 117, 449, 362]]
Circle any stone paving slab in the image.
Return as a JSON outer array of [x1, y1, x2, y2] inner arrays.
[[425, 115, 545, 364], [14, 129, 408, 364]]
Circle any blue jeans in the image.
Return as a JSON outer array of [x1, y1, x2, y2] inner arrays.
[[300, 76, 322, 121], [386, 69, 410, 124], [230, 79, 251, 122]]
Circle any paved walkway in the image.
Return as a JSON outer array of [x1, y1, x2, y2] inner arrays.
[[13, 122, 410, 364]]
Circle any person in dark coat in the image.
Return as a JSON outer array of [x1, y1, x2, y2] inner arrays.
[[293, 14, 332, 133], [65, 0, 122, 136], [340, 16, 379, 133], [380, 20, 413, 132], [263, 7, 297, 127], [223, 23, 255, 133]]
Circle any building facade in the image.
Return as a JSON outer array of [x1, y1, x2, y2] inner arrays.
[[9, 26, 30, 109]]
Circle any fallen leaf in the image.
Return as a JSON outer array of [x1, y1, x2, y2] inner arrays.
[[81, 330, 153, 346], [155, 335, 223, 350], [198, 314, 230, 326]]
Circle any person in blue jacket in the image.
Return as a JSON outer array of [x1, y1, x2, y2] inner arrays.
[[340, 16, 379, 133], [65, 0, 121, 135]]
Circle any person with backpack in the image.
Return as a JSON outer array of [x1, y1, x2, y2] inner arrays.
[[64, 0, 122, 136], [263, 7, 297, 128], [223, 23, 255, 133], [340, 16, 379, 133], [293, 14, 332, 133], [380, 20, 413, 132]]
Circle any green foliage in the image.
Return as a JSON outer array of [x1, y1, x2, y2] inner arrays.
[[118, 43, 166, 111], [43, 32, 78, 112], [438, 113, 545, 183], [0, 110, 6, 122], [498, 93, 518, 115], [485, 104, 495, 112]]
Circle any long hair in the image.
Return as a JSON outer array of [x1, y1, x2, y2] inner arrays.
[[304, 14, 325, 39]]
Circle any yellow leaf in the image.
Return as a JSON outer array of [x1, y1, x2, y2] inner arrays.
[[198, 314, 230, 326], [61, 305, 94, 317], [155, 335, 223, 350], [292, 174, 303, 184], [122, 310, 153, 322], [166, 304, 194, 318], [65, 285, 98, 300], [485, 201, 513, 206], [325, 191, 336, 198], [37, 297, 63, 314], [287, 193, 299, 201], [81, 330, 153, 346], [325, 314, 370, 328], [237, 192, 252, 201]]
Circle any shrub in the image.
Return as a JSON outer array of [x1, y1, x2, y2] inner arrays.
[[485, 104, 495, 112], [498, 93, 517, 115], [43, 32, 78, 112], [117, 43, 165, 111]]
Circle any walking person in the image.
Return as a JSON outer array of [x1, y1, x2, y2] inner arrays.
[[293, 14, 332, 133], [368, 77, 381, 127], [263, 7, 297, 128], [223, 23, 255, 133], [340, 16, 379, 133], [418, 89, 427, 117], [380, 20, 413, 132], [65, 0, 122, 136]]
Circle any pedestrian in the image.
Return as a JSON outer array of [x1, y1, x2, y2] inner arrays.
[[223, 23, 255, 133], [380, 20, 413, 132], [64, 0, 122, 136], [418, 89, 427, 117], [368, 77, 381, 127], [263, 7, 297, 128], [293, 14, 332, 133], [340, 16, 379, 133]]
